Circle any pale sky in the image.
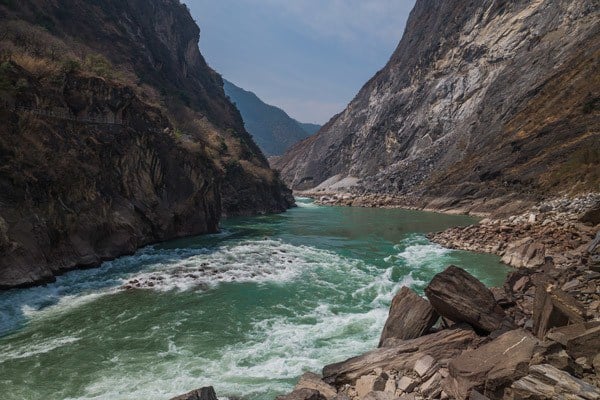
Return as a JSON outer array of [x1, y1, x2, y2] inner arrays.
[[185, 0, 416, 124]]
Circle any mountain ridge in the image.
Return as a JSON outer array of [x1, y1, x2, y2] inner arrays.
[[274, 0, 599, 214], [223, 79, 320, 156]]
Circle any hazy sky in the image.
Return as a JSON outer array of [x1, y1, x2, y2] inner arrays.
[[185, 0, 416, 124]]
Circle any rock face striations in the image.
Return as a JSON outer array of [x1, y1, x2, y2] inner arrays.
[[275, 0, 599, 212], [0, 0, 293, 289]]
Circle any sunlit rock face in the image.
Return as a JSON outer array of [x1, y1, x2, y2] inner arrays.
[[275, 0, 599, 206]]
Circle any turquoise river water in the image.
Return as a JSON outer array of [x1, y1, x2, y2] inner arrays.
[[0, 198, 509, 399]]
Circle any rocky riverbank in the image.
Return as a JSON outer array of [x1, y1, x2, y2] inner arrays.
[[270, 194, 600, 400], [298, 190, 537, 218], [171, 194, 600, 400]]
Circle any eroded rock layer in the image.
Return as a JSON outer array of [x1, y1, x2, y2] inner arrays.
[[275, 0, 599, 211], [0, 0, 293, 288]]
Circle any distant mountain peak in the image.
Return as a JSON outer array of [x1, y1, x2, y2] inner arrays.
[[223, 79, 320, 156]]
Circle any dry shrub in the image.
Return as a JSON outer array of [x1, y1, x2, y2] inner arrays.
[[11, 52, 60, 76], [239, 159, 274, 183]]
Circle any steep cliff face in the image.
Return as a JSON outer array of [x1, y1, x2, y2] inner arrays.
[[0, 0, 293, 288], [1, 0, 293, 216], [0, 64, 221, 288], [275, 0, 599, 209]]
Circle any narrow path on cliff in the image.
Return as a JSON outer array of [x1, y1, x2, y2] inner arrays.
[[0, 198, 509, 400]]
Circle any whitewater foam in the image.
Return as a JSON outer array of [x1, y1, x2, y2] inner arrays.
[[0, 336, 80, 363], [121, 239, 366, 292]]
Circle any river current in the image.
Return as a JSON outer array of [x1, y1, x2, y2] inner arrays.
[[0, 198, 508, 399]]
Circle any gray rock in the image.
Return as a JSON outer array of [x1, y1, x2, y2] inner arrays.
[[379, 287, 438, 346], [444, 329, 538, 400], [323, 327, 476, 386], [276, 389, 327, 400], [294, 372, 337, 400], [170, 387, 218, 400], [424, 266, 506, 333]]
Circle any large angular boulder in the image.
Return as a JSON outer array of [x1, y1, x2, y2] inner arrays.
[[323, 326, 477, 387], [510, 364, 600, 400], [500, 240, 545, 269], [170, 387, 218, 400], [276, 389, 327, 400], [532, 279, 586, 338], [294, 372, 337, 400], [379, 286, 438, 347], [546, 321, 600, 360], [424, 266, 506, 333], [580, 201, 600, 226], [444, 329, 538, 400]]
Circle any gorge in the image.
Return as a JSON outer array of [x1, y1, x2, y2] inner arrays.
[[0, 0, 598, 399]]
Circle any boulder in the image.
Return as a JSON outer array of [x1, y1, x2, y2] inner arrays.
[[323, 326, 477, 387], [413, 355, 437, 378], [295, 372, 337, 400], [384, 376, 396, 394], [580, 202, 600, 226], [424, 266, 506, 333], [355, 373, 387, 398], [510, 364, 600, 400], [489, 287, 514, 308], [276, 389, 327, 400], [397, 376, 417, 393], [532, 281, 586, 338], [170, 387, 218, 400], [562, 324, 600, 360], [444, 329, 538, 400], [420, 372, 443, 398], [362, 392, 398, 400], [501, 240, 545, 269], [378, 287, 438, 346]]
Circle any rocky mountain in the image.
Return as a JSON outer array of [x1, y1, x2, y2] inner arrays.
[[298, 122, 321, 136], [275, 0, 599, 213], [0, 0, 293, 289], [223, 79, 319, 156]]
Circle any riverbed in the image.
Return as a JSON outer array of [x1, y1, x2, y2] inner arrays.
[[0, 198, 508, 399]]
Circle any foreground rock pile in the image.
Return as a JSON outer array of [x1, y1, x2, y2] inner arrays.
[[278, 270, 600, 399], [275, 196, 600, 400], [171, 195, 599, 400], [430, 194, 600, 322]]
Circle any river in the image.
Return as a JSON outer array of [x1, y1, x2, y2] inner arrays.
[[0, 198, 508, 399]]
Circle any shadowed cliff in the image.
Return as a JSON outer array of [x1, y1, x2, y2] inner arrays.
[[0, 0, 294, 288]]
